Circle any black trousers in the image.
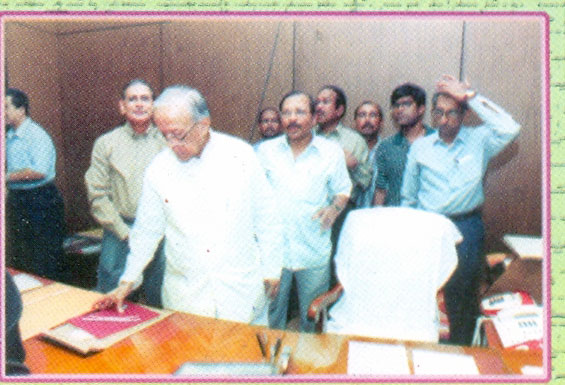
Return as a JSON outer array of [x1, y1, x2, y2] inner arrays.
[[444, 212, 485, 346], [6, 183, 67, 281]]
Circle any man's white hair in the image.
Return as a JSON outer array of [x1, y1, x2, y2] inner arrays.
[[154, 85, 210, 122]]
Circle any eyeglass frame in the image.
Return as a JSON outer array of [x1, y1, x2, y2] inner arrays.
[[164, 121, 200, 144], [431, 108, 462, 120]]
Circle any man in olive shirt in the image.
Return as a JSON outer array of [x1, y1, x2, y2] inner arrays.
[[315, 85, 371, 204], [85, 79, 166, 307], [314, 85, 369, 285]]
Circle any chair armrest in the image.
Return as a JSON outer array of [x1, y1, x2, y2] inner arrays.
[[307, 283, 344, 323], [486, 252, 511, 268]]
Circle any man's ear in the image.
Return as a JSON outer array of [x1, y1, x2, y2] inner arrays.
[[337, 104, 345, 119], [199, 116, 211, 128], [118, 100, 126, 115], [417, 105, 426, 117]]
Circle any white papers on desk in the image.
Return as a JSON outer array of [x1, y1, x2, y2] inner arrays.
[[347, 341, 410, 375], [503, 234, 542, 259], [412, 349, 479, 375], [13, 273, 43, 293]]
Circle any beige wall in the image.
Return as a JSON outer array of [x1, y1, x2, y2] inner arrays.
[[4, 22, 64, 194], [4, 16, 544, 254], [57, 23, 164, 229]]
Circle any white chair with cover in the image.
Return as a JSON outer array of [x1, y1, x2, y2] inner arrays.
[[317, 207, 462, 343]]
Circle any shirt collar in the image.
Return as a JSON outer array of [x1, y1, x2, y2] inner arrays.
[[8, 117, 33, 138], [393, 124, 435, 145], [125, 121, 157, 138], [392, 131, 408, 145], [315, 121, 344, 138], [278, 130, 320, 154], [432, 127, 466, 147]]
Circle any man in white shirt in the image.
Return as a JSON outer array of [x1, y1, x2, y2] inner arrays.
[[93, 85, 283, 325], [256, 91, 351, 332]]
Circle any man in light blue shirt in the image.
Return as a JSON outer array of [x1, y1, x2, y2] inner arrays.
[[5, 88, 66, 281], [401, 75, 521, 345], [256, 91, 352, 332]]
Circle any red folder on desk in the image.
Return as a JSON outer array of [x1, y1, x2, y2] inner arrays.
[[68, 302, 159, 339], [42, 301, 170, 354]]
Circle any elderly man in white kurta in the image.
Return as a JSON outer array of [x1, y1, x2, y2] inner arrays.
[[93, 85, 283, 324]]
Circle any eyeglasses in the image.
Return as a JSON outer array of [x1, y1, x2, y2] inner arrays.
[[356, 112, 380, 119], [260, 119, 280, 125], [431, 108, 461, 120], [392, 100, 414, 109], [164, 122, 198, 143]]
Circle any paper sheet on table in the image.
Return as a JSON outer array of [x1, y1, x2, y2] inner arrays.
[[412, 349, 479, 375], [503, 234, 542, 259], [521, 365, 544, 375], [13, 273, 43, 292], [347, 341, 410, 375]]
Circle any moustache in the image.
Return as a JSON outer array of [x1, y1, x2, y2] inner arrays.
[[362, 123, 375, 130], [287, 123, 302, 130]]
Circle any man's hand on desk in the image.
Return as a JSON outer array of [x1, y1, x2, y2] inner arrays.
[[264, 279, 280, 300], [92, 281, 134, 313]]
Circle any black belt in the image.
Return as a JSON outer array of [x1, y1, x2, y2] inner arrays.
[[447, 207, 482, 222], [8, 182, 56, 196]]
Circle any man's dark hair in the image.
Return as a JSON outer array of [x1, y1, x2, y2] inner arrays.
[[257, 107, 281, 123], [121, 79, 154, 99], [279, 91, 315, 115], [354, 101, 383, 120], [390, 83, 426, 107], [431, 92, 469, 113], [6, 88, 29, 115], [319, 85, 347, 118]]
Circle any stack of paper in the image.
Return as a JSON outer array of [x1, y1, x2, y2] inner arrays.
[[503, 234, 542, 259], [347, 341, 410, 375], [13, 273, 43, 293]]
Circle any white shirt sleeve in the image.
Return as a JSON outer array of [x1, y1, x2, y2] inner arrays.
[[468, 94, 521, 158], [119, 170, 166, 288], [249, 150, 284, 280]]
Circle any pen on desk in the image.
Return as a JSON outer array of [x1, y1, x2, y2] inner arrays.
[[256, 333, 267, 359]]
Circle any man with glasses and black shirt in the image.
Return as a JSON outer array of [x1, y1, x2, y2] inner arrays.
[[401, 75, 521, 345], [373, 83, 434, 207], [254, 107, 282, 150], [353, 101, 383, 208], [93, 85, 283, 326]]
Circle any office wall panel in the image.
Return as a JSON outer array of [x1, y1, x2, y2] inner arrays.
[[162, 19, 294, 141], [464, 19, 543, 250], [3, 17, 544, 257], [294, 18, 463, 136], [4, 23, 65, 196], [57, 23, 162, 229]]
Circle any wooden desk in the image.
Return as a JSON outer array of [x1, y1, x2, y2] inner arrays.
[[23, 309, 541, 376]]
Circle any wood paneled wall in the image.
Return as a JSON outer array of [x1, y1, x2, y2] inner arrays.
[[4, 15, 544, 253]]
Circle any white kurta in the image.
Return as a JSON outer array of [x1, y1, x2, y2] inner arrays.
[[327, 207, 461, 343], [120, 130, 283, 324]]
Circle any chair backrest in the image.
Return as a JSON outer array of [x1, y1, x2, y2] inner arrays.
[[326, 207, 461, 343]]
